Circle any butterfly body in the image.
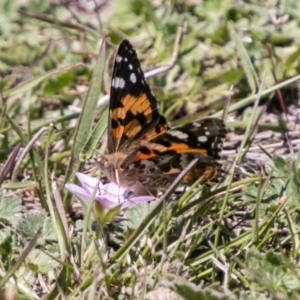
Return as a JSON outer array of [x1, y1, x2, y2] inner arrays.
[[97, 40, 227, 195]]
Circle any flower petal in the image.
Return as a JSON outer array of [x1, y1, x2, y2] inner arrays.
[[95, 196, 124, 209], [104, 182, 127, 197], [121, 195, 155, 209], [75, 172, 104, 195], [65, 183, 92, 202]]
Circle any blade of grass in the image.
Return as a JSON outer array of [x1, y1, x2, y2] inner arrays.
[[212, 73, 300, 118], [80, 107, 108, 161], [0, 228, 42, 289], [43, 128, 72, 298], [228, 21, 259, 93], [11, 127, 49, 182], [3, 63, 84, 98], [2, 181, 37, 189], [44, 128, 70, 259], [64, 38, 106, 209], [213, 81, 264, 253], [9, 113, 78, 145], [5, 112, 48, 208]]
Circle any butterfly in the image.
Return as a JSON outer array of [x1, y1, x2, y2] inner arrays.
[[97, 40, 227, 195]]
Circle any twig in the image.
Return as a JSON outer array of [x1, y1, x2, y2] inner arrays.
[[18, 9, 101, 39], [11, 127, 49, 182], [144, 25, 185, 79]]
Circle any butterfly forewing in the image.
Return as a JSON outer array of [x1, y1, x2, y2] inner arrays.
[[108, 40, 168, 154]]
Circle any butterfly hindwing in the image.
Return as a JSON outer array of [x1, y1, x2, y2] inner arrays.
[[131, 118, 227, 185], [134, 118, 226, 160]]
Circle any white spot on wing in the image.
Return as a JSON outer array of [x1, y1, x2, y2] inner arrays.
[[198, 135, 208, 142], [130, 73, 137, 83], [168, 130, 189, 139], [193, 122, 202, 127], [128, 64, 133, 70], [111, 77, 125, 89], [116, 55, 122, 63]]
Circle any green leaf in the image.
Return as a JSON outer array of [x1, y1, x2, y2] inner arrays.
[[42, 71, 75, 95], [16, 211, 56, 246], [94, 201, 122, 224], [243, 155, 300, 216], [27, 249, 59, 274], [0, 229, 12, 256], [123, 202, 156, 230], [0, 188, 22, 223], [0, 44, 40, 66], [244, 249, 300, 296], [285, 46, 300, 69], [164, 280, 237, 300]]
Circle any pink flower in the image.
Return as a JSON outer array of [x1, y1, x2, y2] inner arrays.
[[65, 172, 155, 211]]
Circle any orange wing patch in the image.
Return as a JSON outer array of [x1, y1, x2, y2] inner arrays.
[[110, 93, 167, 152], [120, 94, 154, 121], [134, 143, 209, 161], [183, 164, 220, 184], [141, 116, 169, 142]]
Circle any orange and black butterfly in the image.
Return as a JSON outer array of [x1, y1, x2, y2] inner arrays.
[[97, 40, 227, 195]]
